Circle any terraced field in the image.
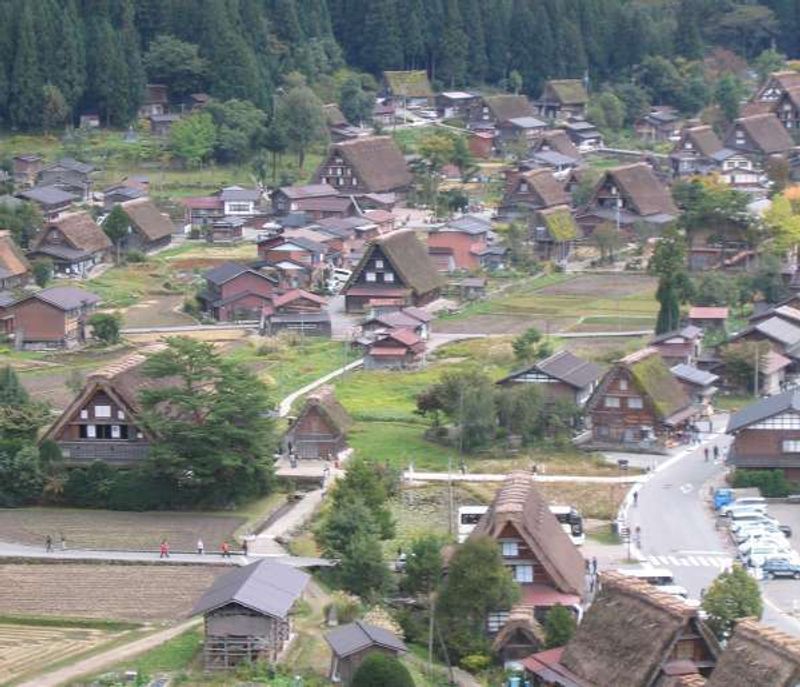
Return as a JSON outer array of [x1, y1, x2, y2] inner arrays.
[[0, 622, 118, 685], [0, 564, 226, 622]]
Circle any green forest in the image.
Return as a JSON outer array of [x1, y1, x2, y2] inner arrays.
[[0, 0, 797, 131]]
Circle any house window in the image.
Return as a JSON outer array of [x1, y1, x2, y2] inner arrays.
[[111, 425, 121, 439], [384, 272, 395, 283], [604, 396, 621, 408], [94, 405, 111, 418], [117, 410, 125, 420], [80, 409, 88, 419], [783, 440, 800, 453], [375, 259, 384, 269], [628, 397, 643, 409], [501, 541, 519, 557], [366, 272, 376, 282], [227, 202, 251, 213], [619, 380, 628, 391], [487, 611, 509, 633], [514, 565, 534, 583], [84, 424, 96, 438], [351, 178, 358, 186]]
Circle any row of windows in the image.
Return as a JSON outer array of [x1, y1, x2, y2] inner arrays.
[[604, 396, 643, 409], [323, 176, 359, 187], [325, 166, 352, 176], [80, 405, 124, 420], [365, 272, 394, 283], [752, 414, 800, 430], [783, 440, 800, 453], [78, 424, 136, 440], [226, 202, 252, 213]]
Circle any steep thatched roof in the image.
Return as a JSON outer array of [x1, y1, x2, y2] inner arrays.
[[484, 95, 536, 123], [346, 230, 443, 297], [624, 347, 691, 421], [542, 79, 589, 105], [706, 619, 800, 687], [300, 385, 352, 435], [34, 212, 112, 254], [534, 130, 581, 159], [731, 114, 794, 155], [677, 126, 724, 158], [603, 164, 678, 217], [470, 472, 585, 596], [323, 103, 348, 127], [559, 572, 720, 687], [519, 169, 570, 207], [383, 70, 433, 98], [120, 198, 174, 242], [538, 205, 578, 241], [491, 605, 545, 653], [0, 231, 30, 279], [328, 137, 412, 193]]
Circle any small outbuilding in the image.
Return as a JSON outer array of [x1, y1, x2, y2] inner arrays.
[[283, 386, 351, 459], [192, 560, 310, 671], [325, 620, 408, 686]]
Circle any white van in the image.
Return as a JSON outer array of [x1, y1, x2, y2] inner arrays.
[[720, 497, 767, 516]]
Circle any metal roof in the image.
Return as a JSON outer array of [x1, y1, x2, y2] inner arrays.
[[191, 559, 309, 620], [670, 363, 719, 387], [440, 215, 491, 235], [727, 389, 800, 433], [325, 620, 407, 658], [755, 317, 800, 346], [30, 286, 100, 310], [499, 349, 602, 389], [17, 185, 77, 205]]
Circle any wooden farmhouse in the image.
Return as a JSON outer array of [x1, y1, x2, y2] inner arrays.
[[670, 126, 736, 179], [191, 560, 310, 671], [325, 621, 408, 686], [197, 262, 277, 322], [343, 230, 443, 313], [523, 572, 720, 686], [12, 153, 43, 189], [27, 212, 112, 277], [16, 185, 78, 219], [530, 205, 580, 263], [11, 286, 100, 349], [0, 231, 30, 290], [468, 472, 586, 661], [314, 137, 412, 196], [497, 350, 602, 407], [585, 347, 696, 448], [40, 349, 166, 465], [36, 157, 95, 200], [382, 70, 434, 108], [427, 215, 492, 271], [363, 328, 425, 370], [499, 168, 570, 220], [283, 386, 351, 459], [118, 198, 174, 253], [752, 71, 800, 111], [723, 113, 794, 160], [649, 325, 703, 367], [476, 95, 537, 126], [361, 306, 432, 341], [533, 79, 589, 120], [271, 183, 339, 216], [670, 364, 719, 409]]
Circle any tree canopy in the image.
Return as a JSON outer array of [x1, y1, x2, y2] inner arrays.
[[702, 564, 763, 640]]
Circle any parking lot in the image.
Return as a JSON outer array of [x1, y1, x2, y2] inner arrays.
[[757, 503, 800, 615]]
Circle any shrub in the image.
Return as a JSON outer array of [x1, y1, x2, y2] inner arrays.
[[732, 468, 795, 498], [32, 258, 53, 288], [88, 312, 122, 345], [324, 591, 362, 625], [460, 654, 491, 673], [183, 296, 200, 317], [125, 250, 146, 263], [351, 653, 414, 687]]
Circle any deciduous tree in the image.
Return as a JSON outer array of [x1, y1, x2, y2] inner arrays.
[[169, 112, 216, 167], [702, 564, 763, 640], [275, 84, 327, 169], [545, 604, 577, 648]]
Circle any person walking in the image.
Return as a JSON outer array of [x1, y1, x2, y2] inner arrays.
[[591, 556, 598, 576], [242, 539, 248, 557], [633, 491, 639, 507], [704, 447, 709, 462], [159, 539, 169, 559], [45, 535, 52, 553], [713, 445, 720, 461], [635, 526, 642, 548], [197, 538, 204, 555], [59, 533, 66, 551], [221, 541, 231, 560]]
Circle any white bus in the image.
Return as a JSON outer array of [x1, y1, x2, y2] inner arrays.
[[457, 505, 585, 546]]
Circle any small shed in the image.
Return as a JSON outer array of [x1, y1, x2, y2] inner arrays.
[[283, 385, 352, 459], [688, 306, 729, 331], [325, 620, 408, 686], [191, 560, 310, 670]]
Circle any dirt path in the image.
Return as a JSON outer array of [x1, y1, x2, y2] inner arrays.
[[15, 618, 201, 687]]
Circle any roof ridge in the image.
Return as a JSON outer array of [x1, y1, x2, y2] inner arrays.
[[735, 618, 800, 660], [601, 572, 693, 619]]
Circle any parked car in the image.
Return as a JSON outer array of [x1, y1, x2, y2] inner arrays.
[[749, 545, 799, 568], [726, 503, 769, 518], [730, 514, 778, 532], [762, 558, 800, 579], [720, 497, 767, 516], [734, 524, 789, 544], [739, 534, 791, 555]]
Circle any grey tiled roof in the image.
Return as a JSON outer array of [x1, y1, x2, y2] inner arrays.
[[325, 620, 407, 658], [727, 390, 800, 433], [670, 363, 718, 387]]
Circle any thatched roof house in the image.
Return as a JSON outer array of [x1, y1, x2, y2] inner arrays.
[[523, 572, 720, 687], [315, 137, 412, 195], [120, 197, 174, 251], [483, 95, 536, 125], [0, 231, 30, 289], [28, 211, 112, 276], [383, 70, 434, 101], [284, 386, 352, 459], [725, 113, 795, 156], [705, 619, 800, 687]]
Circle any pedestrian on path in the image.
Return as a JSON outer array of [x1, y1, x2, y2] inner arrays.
[[221, 541, 231, 560], [591, 557, 598, 576], [159, 539, 169, 559], [633, 491, 638, 507], [197, 538, 204, 555], [45, 535, 52, 553], [704, 447, 709, 462], [713, 445, 720, 461], [635, 526, 642, 548], [60, 533, 66, 551], [242, 539, 248, 557]]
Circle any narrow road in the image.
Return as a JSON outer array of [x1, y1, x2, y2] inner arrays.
[[405, 470, 645, 484]]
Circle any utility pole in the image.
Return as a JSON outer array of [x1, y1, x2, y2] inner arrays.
[[754, 345, 760, 398]]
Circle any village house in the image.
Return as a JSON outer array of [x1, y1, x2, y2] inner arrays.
[[635, 107, 685, 142], [283, 385, 351, 459], [325, 622, 408, 687], [530, 205, 580, 264], [12, 154, 43, 189], [363, 328, 425, 370], [197, 262, 277, 323], [530, 130, 581, 167], [257, 234, 328, 275], [577, 163, 678, 234], [726, 389, 800, 481], [372, 101, 395, 127], [0, 231, 30, 290], [314, 137, 413, 196], [264, 310, 332, 337], [649, 325, 703, 366], [775, 86, 800, 133], [182, 196, 225, 229], [206, 217, 245, 244], [27, 212, 112, 277], [11, 285, 100, 349], [292, 196, 356, 221], [149, 113, 181, 137], [468, 473, 586, 660], [361, 306, 433, 341], [138, 84, 169, 118], [687, 306, 729, 332], [523, 572, 720, 687], [118, 198, 174, 253], [728, 314, 800, 368], [220, 186, 262, 217], [669, 125, 757, 185], [102, 183, 145, 210], [586, 347, 696, 448], [475, 95, 537, 127], [497, 349, 602, 407], [39, 349, 168, 465], [36, 158, 94, 201], [16, 186, 77, 219], [534, 80, 589, 120], [381, 70, 434, 108], [703, 618, 800, 687], [192, 560, 310, 671], [0, 291, 16, 335], [564, 119, 603, 151], [670, 363, 719, 409], [257, 257, 315, 291], [427, 215, 492, 272], [454, 276, 487, 300], [499, 168, 570, 220], [343, 230, 443, 313], [497, 116, 547, 147], [323, 103, 361, 140], [752, 71, 800, 111], [469, 131, 496, 159], [723, 113, 795, 161], [362, 209, 395, 234], [271, 183, 339, 216], [437, 91, 481, 120]]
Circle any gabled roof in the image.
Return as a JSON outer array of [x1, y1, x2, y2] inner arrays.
[[500, 350, 602, 389], [557, 572, 719, 687], [506, 116, 547, 129], [438, 215, 492, 236], [346, 230, 443, 297], [295, 385, 351, 435], [21, 286, 101, 311], [533, 130, 581, 160], [325, 137, 412, 193], [537, 205, 579, 241], [203, 261, 276, 287], [33, 212, 112, 255], [379, 327, 422, 348], [325, 620, 407, 659], [191, 559, 309, 620], [470, 472, 586, 596], [220, 186, 260, 202], [383, 70, 433, 98], [0, 232, 30, 279], [516, 169, 570, 208], [401, 306, 433, 323], [542, 79, 589, 106], [484, 95, 536, 123], [670, 363, 718, 387], [120, 198, 174, 242], [731, 114, 794, 155], [706, 618, 800, 687], [275, 183, 338, 201], [181, 196, 223, 210], [42, 157, 95, 175], [650, 325, 702, 344], [688, 306, 728, 320], [727, 389, 800, 433], [599, 164, 678, 218], [17, 186, 77, 206], [676, 126, 724, 158], [272, 288, 327, 308], [323, 103, 348, 127]]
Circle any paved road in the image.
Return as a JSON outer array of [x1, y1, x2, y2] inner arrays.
[[405, 470, 645, 484]]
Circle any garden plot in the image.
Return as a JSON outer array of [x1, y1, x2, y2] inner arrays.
[[0, 622, 118, 685]]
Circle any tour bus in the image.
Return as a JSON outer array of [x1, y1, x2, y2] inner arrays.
[[616, 567, 689, 599], [457, 505, 585, 546]]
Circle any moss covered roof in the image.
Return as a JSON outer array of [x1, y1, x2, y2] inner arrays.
[[627, 350, 690, 420], [541, 207, 578, 241], [383, 70, 433, 98]]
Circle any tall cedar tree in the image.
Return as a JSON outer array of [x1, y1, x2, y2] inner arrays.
[[138, 337, 276, 507], [9, 3, 43, 129]]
